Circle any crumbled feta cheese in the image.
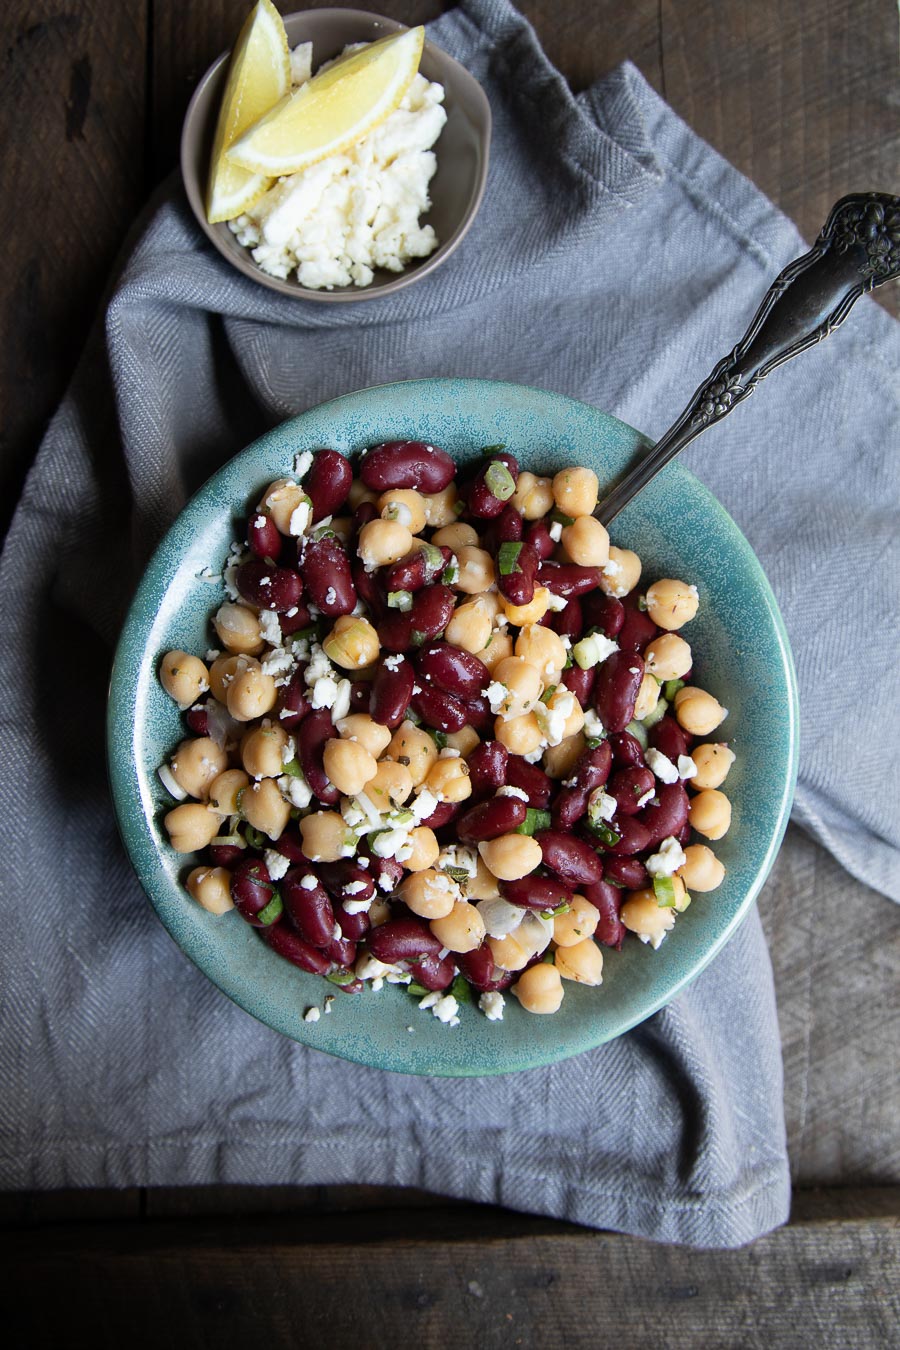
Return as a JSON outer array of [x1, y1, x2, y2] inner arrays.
[[677, 754, 698, 780], [636, 787, 656, 809], [278, 773, 312, 809], [258, 609, 282, 646], [486, 680, 510, 715], [545, 591, 568, 612], [343, 896, 373, 916], [324, 995, 335, 1015], [437, 844, 477, 877], [479, 991, 505, 1021], [588, 788, 617, 823], [410, 787, 438, 819], [293, 449, 314, 479], [646, 836, 687, 878], [223, 542, 244, 600], [343, 880, 368, 895], [205, 648, 221, 662], [383, 653, 404, 671], [310, 674, 339, 709], [548, 521, 563, 542], [535, 691, 575, 746], [371, 827, 415, 862], [646, 747, 679, 784], [637, 928, 671, 950], [281, 736, 297, 764], [582, 709, 605, 740], [523, 744, 546, 764], [264, 850, 290, 881], [325, 586, 337, 606], [419, 991, 460, 1026], [261, 646, 296, 681], [304, 1006, 321, 1023], [497, 785, 529, 801]]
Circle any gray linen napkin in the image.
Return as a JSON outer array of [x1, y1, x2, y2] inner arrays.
[[2, 0, 898, 1245]]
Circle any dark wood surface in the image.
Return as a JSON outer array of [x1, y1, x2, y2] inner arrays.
[[1, 2, 898, 1344]]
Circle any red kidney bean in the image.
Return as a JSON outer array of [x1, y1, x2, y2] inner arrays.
[[410, 585, 455, 642], [263, 922, 331, 974], [639, 781, 690, 848], [360, 441, 455, 493], [581, 592, 625, 638], [185, 703, 209, 735], [420, 799, 463, 829], [209, 842, 246, 867], [497, 541, 539, 607], [524, 519, 555, 560], [408, 952, 456, 991], [617, 603, 658, 653], [351, 558, 384, 619], [411, 685, 469, 733], [349, 681, 370, 713], [468, 740, 509, 796], [378, 608, 414, 652], [594, 651, 644, 734], [582, 881, 625, 950], [386, 546, 450, 594], [279, 602, 313, 635], [602, 815, 652, 856], [504, 756, 552, 808], [304, 449, 353, 520], [297, 708, 339, 804], [416, 641, 489, 700], [300, 537, 356, 616], [283, 869, 335, 948], [604, 856, 649, 889], [462, 693, 493, 733], [551, 743, 613, 830], [538, 562, 605, 598], [272, 825, 308, 863], [236, 559, 303, 612], [649, 716, 690, 761], [367, 917, 444, 964], [326, 933, 357, 968], [465, 452, 521, 519], [370, 655, 414, 727], [315, 860, 376, 907], [551, 786, 588, 832], [608, 765, 656, 817], [458, 795, 528, 842], [500, 875, 574, 911], [677, 820, 692, 846], [230, 857, 278, 926], [276, 668, 312, 729], [546, 595, 583, 642], [248, 510, 283, 561], [455, 944, 515, 993], [353, 500, 379, 533], [482, 503, 524, 554], [609, 730, 645, 767], [333, 900, 370, 941], [334, 977, 364, 995], [536, 830, 603, 885], [562, 663, 595, 708]]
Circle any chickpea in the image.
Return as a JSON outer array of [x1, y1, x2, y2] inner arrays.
[[425, 755, 472, 804], [357, 518, 413, 570], [323, 615, 380, 669], [513, 961, 565, 1014], [445, 726, 480, 756], [689, 743, 735, 790], [333, 713, 391, 759], [644, 633, 693, 682], [679, 844, 726, 892], [645, 578, 700, 631], [186, 866, 234, 915], [467, 854, 502, 901], [208, 653, 255, 703], [404, 826, 440, 872], [432, 521, 478, 550], [632, 672, 661, 722], [561, 516, 609, 567], [620, 889, 677, 948], [364, 758, 414, 808], [502, 585, 552, 627], [542, 731, 586, 779], [160, 650, 209, 710], [378, 488, 427, 535], [493, 657, 543, 718], [400, 868, 458, 919], [386, 722, 438, 786], [514, 624, 567, 680], [674, 686, 728, 736], [475, 630, 515, 672], [170, 737, 228, 800], [555, 938, 604, 986], [494, 711, 543, 756], [226, 665, 277, 722], [421, 483, 459, 528], [552, 466, 599, 518], [430, 901, 486, 954], [241, 723, 290, 780], [327, 516, 354, 547], [259, 478, 305, 534], [488, 932, 530, 971], [208, 768, 249, 816], [214, 602, 264, 656], [553, 894, 601, 948], [453, 546, 495, 595], [164, 803, 220, 854], [445, 598, 493, 655], [599, 546, 641, 598], [323, 738, 378, 796], [478, 833, 542, 881], [299, 810, 349, 862], [242, 777, 290, 841], [511, 471, 554, 519], [368, 897, 392, 926], [466, 591, 503, 620], [348, 477, 378, 509], [688, 789, 732, 840]]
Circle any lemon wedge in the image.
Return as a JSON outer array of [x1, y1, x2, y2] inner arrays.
[[226, 26, 425, 176], [207, 0, 291, 224]]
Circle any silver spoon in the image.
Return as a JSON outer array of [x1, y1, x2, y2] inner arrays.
[[595, 192, 900, 526]]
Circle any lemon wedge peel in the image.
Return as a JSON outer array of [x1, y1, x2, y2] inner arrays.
[[225, 26, 425, 177], [207, 0, 291, 225]]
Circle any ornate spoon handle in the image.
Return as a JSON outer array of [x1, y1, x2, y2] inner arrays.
[[595, 192, 900, 526]]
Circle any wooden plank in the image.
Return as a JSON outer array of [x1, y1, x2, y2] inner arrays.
[[0, 0, 147, 536], [4, 1194, 897, 1348], [144, 1182, 464, 1218]]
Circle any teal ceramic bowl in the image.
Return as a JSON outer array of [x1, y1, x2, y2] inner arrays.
[[108, 378, 798, 1076]]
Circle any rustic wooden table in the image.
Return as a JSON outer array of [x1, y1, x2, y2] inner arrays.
[[1, 2, 898, 1346]]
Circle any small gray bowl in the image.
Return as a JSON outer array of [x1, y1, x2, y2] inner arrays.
[[181, 7, 491, 301]]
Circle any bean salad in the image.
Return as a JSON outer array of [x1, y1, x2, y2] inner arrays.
[[158, 442, 734, 1023]]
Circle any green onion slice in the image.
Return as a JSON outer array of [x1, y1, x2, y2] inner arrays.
[[653, 875, 677, 908], [244, 825, 267, 849], [587, 821, 621, 848], [498, 542, 523, 575], [387, 590, 413, 611], [451, 974, 473, 1004], [256, 891, 283, 926], [280, 758, 305, 779], [484, 460, 516, 502], [514, 807, 552, 835], [663, 678, 686, 703]]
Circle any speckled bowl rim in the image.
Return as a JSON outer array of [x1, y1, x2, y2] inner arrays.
[[108, 378, 799, 1076], [180, 8, 492, 302]]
